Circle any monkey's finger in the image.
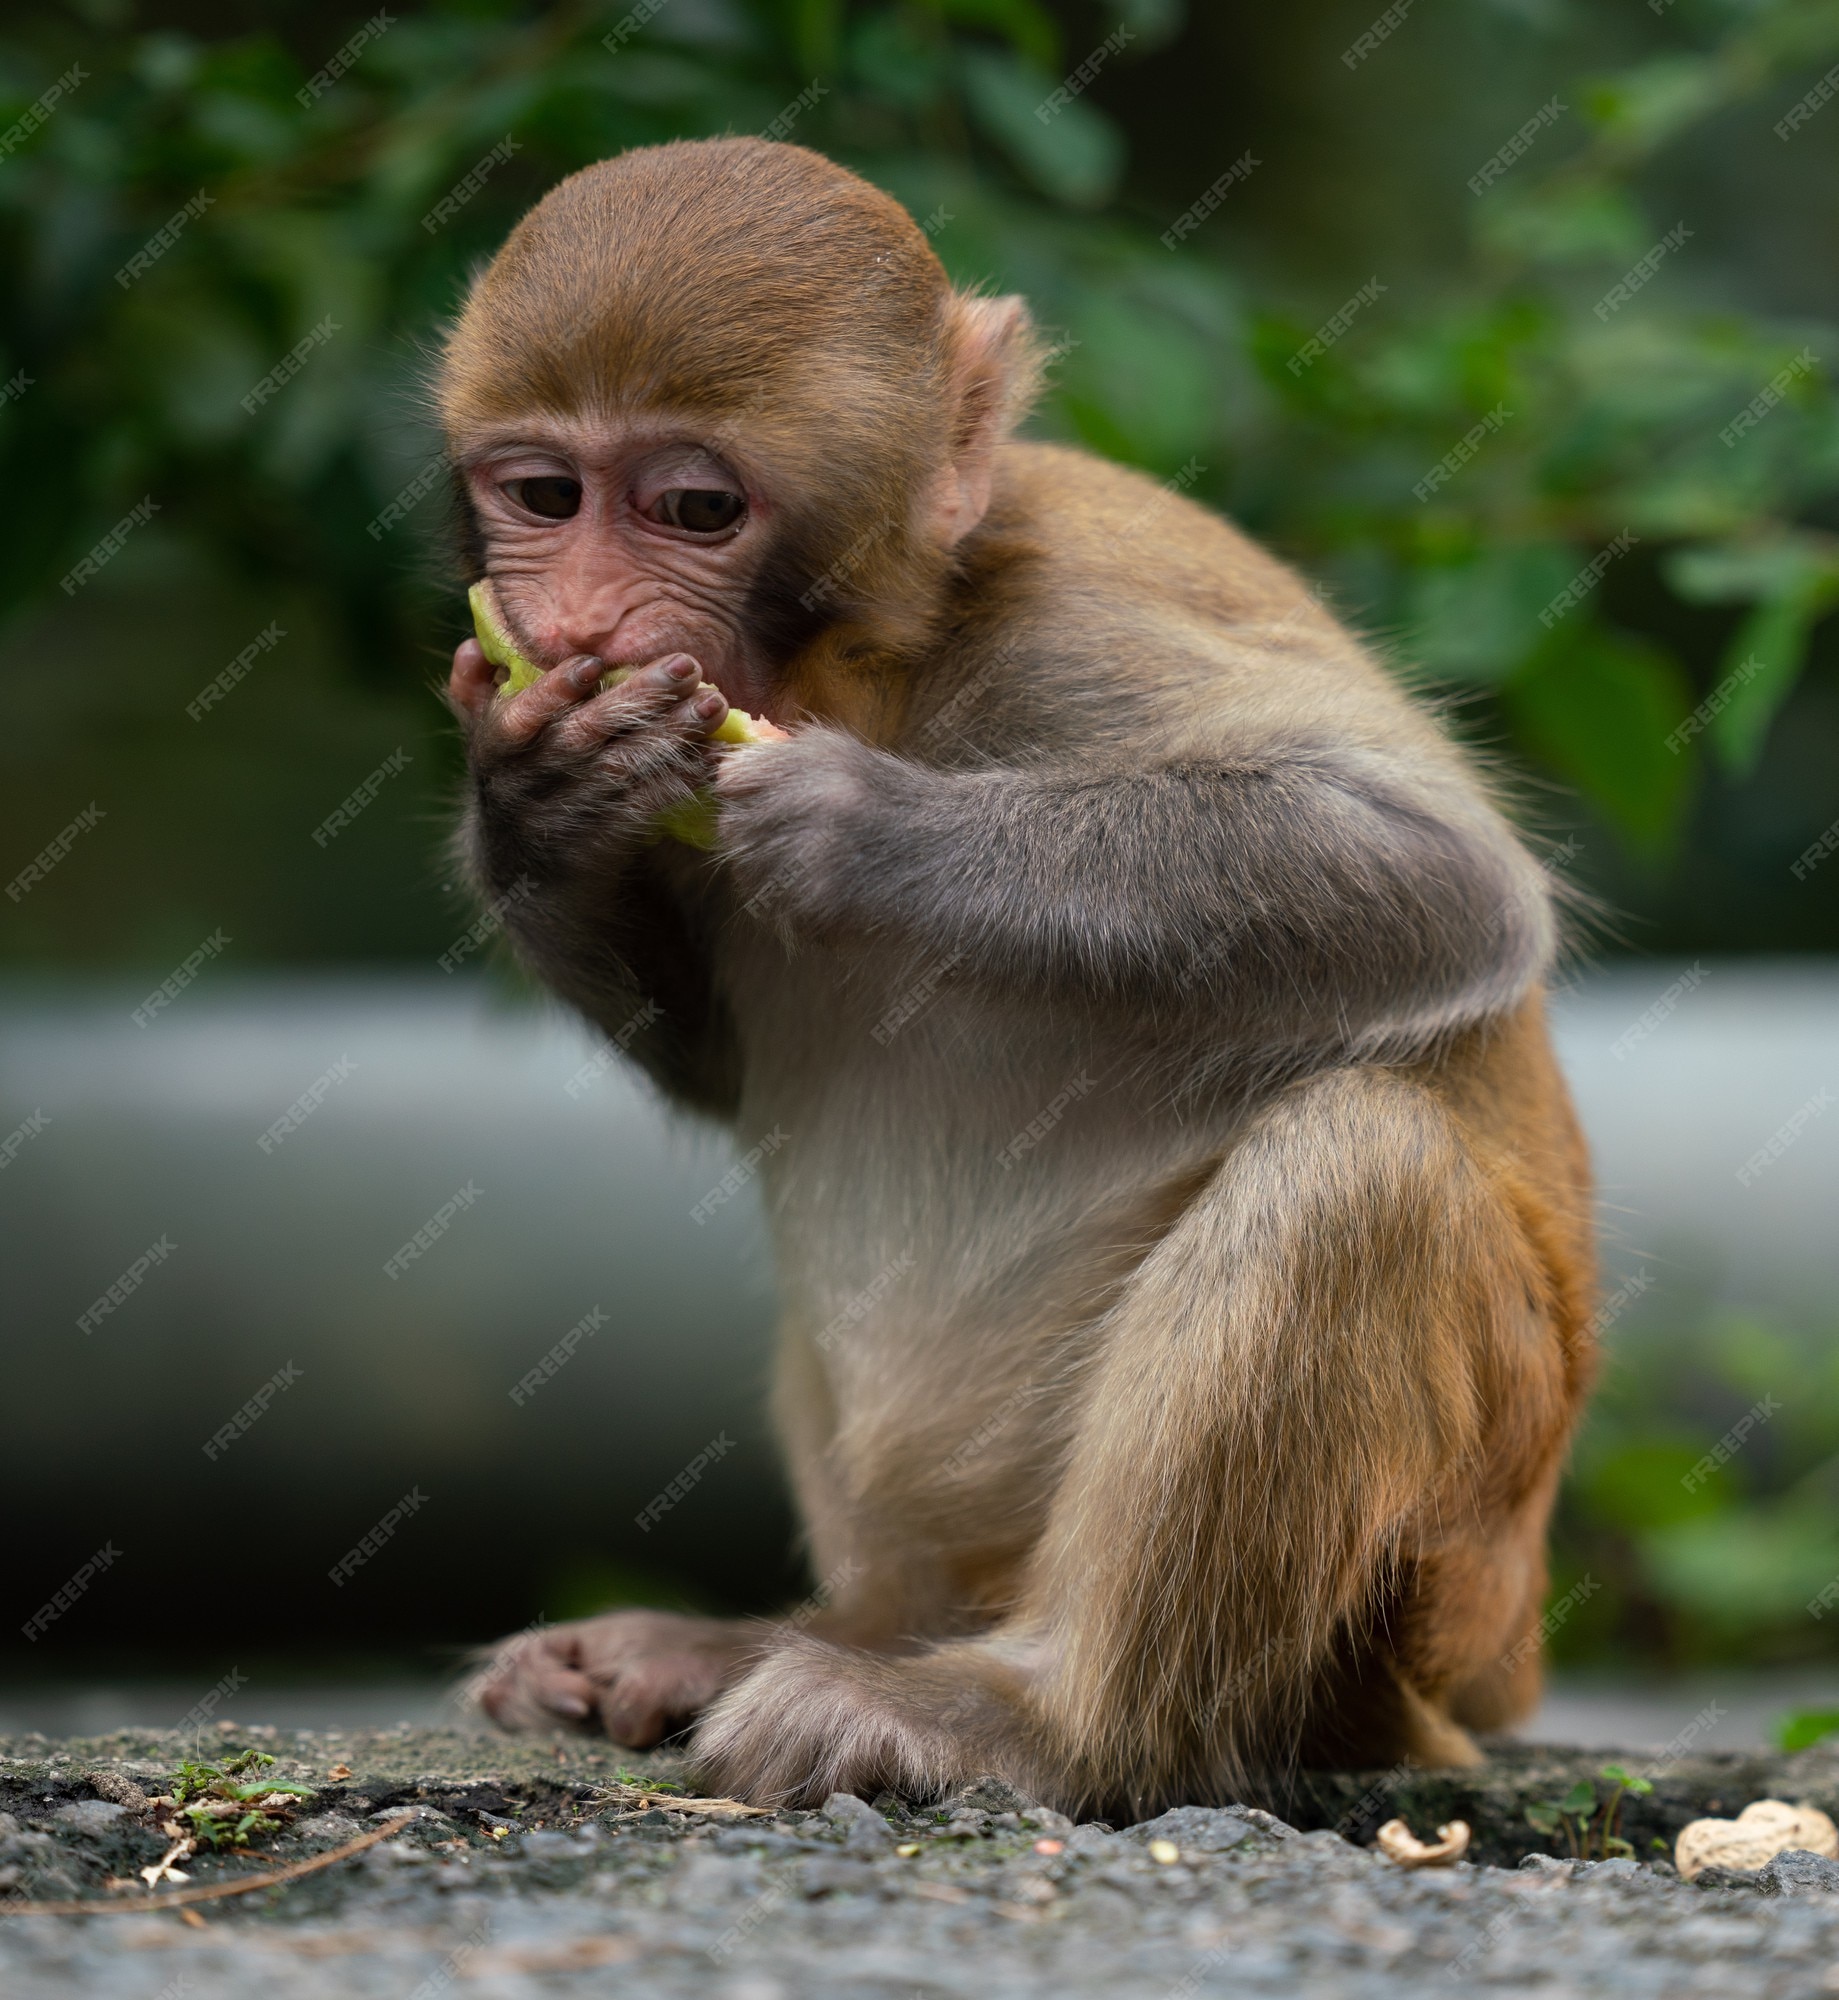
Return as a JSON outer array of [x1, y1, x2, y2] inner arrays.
[[594, 1657, 715, 1748], [490, 654, 611, 748], [447, 638, 500, 722], [477, 1657, 596, 1728], [547, 655, 712, 753]]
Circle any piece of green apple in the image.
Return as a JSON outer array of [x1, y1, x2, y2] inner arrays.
[[470, 579, 543, 697]]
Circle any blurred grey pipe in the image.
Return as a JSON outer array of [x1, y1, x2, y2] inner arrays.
[[1551, 959, 1839, 1318]]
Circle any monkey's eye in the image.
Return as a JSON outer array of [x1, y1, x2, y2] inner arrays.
[[647, 488, 745, 535], [505, 476, 582, 520]]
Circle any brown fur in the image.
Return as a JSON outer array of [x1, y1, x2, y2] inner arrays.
[[442, 139, 1596, 1820]]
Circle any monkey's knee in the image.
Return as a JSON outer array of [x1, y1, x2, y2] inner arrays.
[[1226, 1067, 1530, 1475], [1252, 1064, 1573, 1453]]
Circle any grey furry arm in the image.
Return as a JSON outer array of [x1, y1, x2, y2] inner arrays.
[[717, 729, 1553, 1052]]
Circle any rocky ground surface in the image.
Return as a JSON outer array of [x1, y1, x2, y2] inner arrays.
[[6, 1725, 1839, 1996]]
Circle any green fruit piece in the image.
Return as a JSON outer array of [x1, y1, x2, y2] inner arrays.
[[469, 580, 543, 696], [711, 705, 774, 746]]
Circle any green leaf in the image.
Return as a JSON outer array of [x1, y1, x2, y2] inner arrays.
[[1603, 1835, 1636, 1859], [958, 47, 1124, 208], [849, 9, 950, 109], [1598, 1763, 1653, 1798], [1051, 294, 1219, 474], [1664, 534, 1839, 775], [1641, 1503, 1839, 1628], [1503, 626, 1695, 856], [788, 0, 843, 72], [1058, 391, 1139, 465], [1525, 1801, 1562, 1834], [1776, 1708, 1839, 1755], [939, 0, 1062, 70], [1476, 183, 1647, 269], [1573, 1438, 1730, 1533], [1405, 546, 1578, 685], [1559, 1780, 1598, 1817], [1706, 597, 1814, 776], [1581, 56, 1723, 156], [1665, 535, 1836, 606]]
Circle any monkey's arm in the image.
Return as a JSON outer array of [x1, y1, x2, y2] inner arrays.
[[452, 649, 743, 1116], [716, 730, 1553, 1054]]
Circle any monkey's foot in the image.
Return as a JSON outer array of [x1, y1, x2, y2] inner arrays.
[[690, 1630, 1054, 1810], [467, 1610, 764, 1747]]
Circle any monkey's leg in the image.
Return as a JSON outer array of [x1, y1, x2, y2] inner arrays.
[[691, 1064, 1578, 1814]]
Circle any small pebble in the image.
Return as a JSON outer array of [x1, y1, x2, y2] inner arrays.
[[820, 1792, 896, 1857], [1148, 1839, 1180, 1865], [1758, 1849, 1839, 1897]]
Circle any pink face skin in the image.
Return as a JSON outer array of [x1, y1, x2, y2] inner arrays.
[[447, 416, 778, 722]]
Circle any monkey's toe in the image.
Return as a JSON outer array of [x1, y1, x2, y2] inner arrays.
[[595, 1650, 736, 1748], [691, 1633, 1042, 1810], [465, 1609, 762, 1742], [477, 1658, 595, 1731]]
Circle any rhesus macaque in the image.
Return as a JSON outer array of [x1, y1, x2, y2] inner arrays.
[[442, 138, 1595, 1819]]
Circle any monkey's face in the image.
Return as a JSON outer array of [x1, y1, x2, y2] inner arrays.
[[461, 412, 780, 716], [439, 142, 1041, 712]]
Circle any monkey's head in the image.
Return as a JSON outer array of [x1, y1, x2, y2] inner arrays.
[[437, 139, 1043, 718]]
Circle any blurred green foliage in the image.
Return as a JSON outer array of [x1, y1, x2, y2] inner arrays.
[[1, 0, 1836, 861], [1551, 1302, 1839, 1671], [1778, 1706, 1839, 1751]]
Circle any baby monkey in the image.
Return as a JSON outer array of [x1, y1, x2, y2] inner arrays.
[[442, 137, 1595, 1819]]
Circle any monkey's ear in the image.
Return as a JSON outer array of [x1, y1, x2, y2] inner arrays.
[[930, 293, 1044, 547]]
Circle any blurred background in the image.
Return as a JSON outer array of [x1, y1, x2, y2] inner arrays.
[[3, 0, 1839, 1749]]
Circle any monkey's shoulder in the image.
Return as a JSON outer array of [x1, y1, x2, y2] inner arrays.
[[916, 439, 1429, 762], [988, 439, 1323, 629]]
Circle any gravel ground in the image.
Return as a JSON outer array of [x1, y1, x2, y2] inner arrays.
[[7, 1726, 1839, 1997]]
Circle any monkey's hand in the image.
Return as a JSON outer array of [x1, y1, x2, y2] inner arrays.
[[449, 638, 733, 878], [469, 1609, 764, 1747], [709, 724, 877, 939]]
